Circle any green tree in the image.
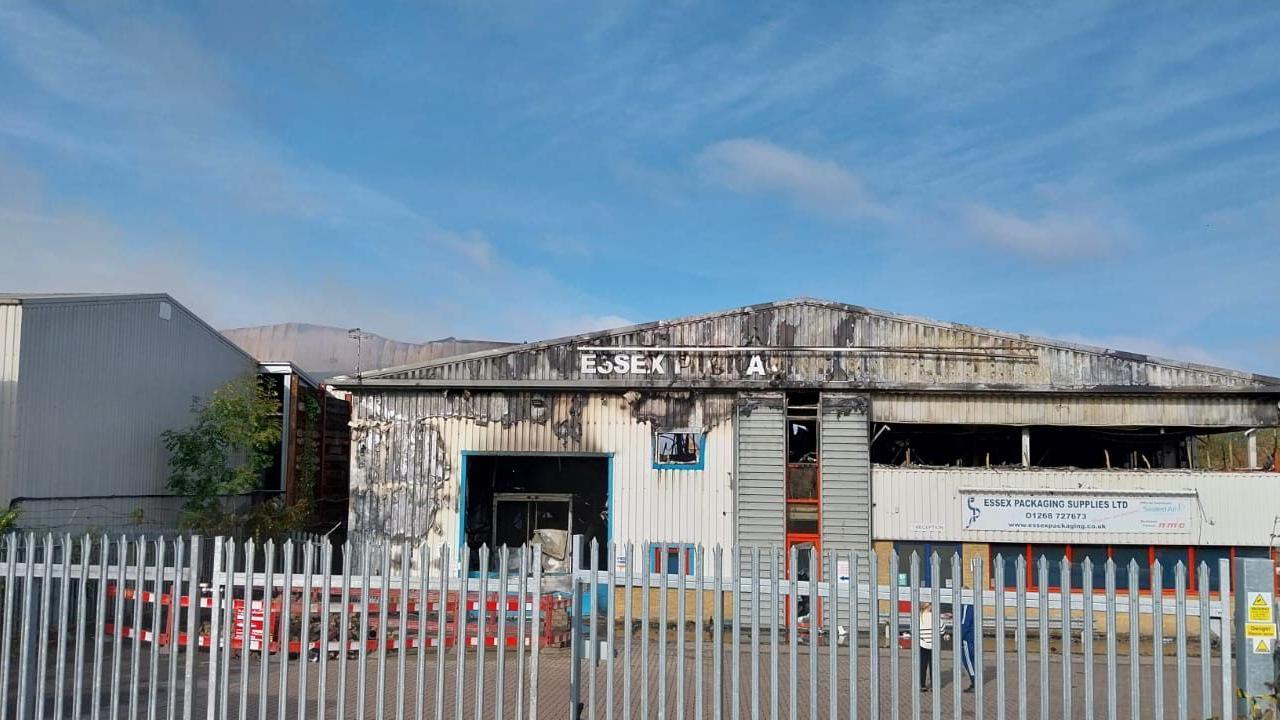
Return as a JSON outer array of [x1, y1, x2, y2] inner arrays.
[[163, 374, 281, 533], [0, 508, 19, 532]]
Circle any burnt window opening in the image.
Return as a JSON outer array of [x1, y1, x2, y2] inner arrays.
[[786, 391, 820, 417], [787, 420, 818, 464], [871, 423, 1202, 469], [654, 431, 703, 467], [870, 423, 1021, 467], [785, 392, 821, 542], [1030, 427, 1191, 469]]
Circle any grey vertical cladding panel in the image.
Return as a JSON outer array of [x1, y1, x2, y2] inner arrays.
[[14, 297, 255, 512], [735, 392, 784, 621], [821, 393, 872, 621], [820, 393, 871, 550]]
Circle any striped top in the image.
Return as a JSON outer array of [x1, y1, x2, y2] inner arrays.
[[919, 610, 934, 649]]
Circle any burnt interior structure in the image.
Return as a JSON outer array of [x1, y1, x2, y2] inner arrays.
[[1029, 426, 1189, 468], [870, 422, 1219, 469], [870, 424, 1023, 466], [463, 455, 609, 567]]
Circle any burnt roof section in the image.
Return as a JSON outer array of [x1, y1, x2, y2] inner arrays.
[[331, 298, 1280, 393]]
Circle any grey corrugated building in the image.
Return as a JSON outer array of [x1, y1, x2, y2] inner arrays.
[[0, 293, 258, 531], [332, 298, 1280, 597]]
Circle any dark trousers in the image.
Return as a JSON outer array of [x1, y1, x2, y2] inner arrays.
[[919, 647, 932, 688]]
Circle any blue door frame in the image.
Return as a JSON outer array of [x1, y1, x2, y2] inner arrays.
[[894, 541, 961, 586], [458, 451, 614, 551]]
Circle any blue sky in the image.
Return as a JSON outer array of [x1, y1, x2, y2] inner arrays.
[[2, 2, 1279, 374]]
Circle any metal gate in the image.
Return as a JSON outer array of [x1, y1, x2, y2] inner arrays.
[[0, 532, 1265, 719]]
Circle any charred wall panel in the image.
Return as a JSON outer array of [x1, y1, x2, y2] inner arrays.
[[347, 390, 738, 556]]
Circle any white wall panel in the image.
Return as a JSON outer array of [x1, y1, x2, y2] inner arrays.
[[348, 391, 737, 555], [0, 304, 20, 502]]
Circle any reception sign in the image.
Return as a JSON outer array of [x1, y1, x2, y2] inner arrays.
[[961, 491, 1192, 534]]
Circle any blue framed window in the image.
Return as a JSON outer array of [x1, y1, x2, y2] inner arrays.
[[652, 430, 705, 470], [649, 543, 697, 576], [894, 542, 961, 588]]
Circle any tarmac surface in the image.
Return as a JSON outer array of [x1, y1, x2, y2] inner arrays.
[[15, 639, 1229, 720]]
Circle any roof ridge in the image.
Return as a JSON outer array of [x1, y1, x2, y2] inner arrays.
[[339, 298, 1280, 386]]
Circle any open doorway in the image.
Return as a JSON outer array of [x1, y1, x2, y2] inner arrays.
[[463, 454, 609, 570]]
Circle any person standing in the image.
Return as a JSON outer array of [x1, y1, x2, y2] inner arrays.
[[919, 602, 934, 692], [960, 588, 977, 692]]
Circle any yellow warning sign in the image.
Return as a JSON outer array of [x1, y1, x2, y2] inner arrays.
[[1245, 622, 1277, 639], [1253, 637, 1272, 655], [1249, 592, 1274, 623]]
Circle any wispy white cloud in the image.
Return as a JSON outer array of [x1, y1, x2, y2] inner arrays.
[[697, 139, 890, 222], [0, 155, 638, 345], [960, 184, 1125, 263], [873, 3, 1112, 112], [961, 206, 1110, 262], [1046, 332, 1230, 370], [0, 2, 636, 344], [545, 314, 636, 339], [863, 5, 1280, 201], [0, 1, 492, 265], [613, 160, 688, 207], [538, 235, 595, 258]]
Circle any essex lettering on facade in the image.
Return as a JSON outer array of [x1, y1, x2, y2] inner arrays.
[[578, 351, 774, 376]]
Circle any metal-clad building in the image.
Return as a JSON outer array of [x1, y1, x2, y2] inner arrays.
[[332, 298, 1280, 586], [0, 293, 257, 530]]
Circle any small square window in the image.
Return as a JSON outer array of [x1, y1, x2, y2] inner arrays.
[[648, 544, 696, 576], [653, 430, 704, 469]]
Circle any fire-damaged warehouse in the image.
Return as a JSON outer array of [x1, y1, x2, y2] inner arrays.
[[331, 298, 1280, 590]]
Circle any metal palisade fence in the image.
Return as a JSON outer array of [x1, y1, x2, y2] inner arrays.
[[0, 532, 1258, 720]]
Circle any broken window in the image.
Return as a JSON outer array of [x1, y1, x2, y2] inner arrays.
[[871, 423, 1021, 467], [1029, 427, 1188, 469], [787, 419, 818, 464], [654, 430, 703, 467], [871, 423, 1200, 469], [784, 392, 822, 544]]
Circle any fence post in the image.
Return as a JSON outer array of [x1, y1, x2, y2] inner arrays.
[[569, 535, 584, 720], [205, 537, 224, 720], [1234, 556, 1276, 717], [17, 533, 37, 720]]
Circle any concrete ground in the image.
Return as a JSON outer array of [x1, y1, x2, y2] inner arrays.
[[17, 639, 1228, 720]]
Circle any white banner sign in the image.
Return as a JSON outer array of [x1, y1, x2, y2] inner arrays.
[[961, 492, 1192, 534]]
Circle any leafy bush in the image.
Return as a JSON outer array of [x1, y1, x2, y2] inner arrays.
[[163, 374, 281, 534]]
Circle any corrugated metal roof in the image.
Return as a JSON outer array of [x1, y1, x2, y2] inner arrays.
[[222, 323, 511, 378], [337, 298, 1280, 392], [0, 292, 255, 363], [0, 292, 173, 303]]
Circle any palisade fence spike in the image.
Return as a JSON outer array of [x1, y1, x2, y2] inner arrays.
[[0, 526, 1246, 720]]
